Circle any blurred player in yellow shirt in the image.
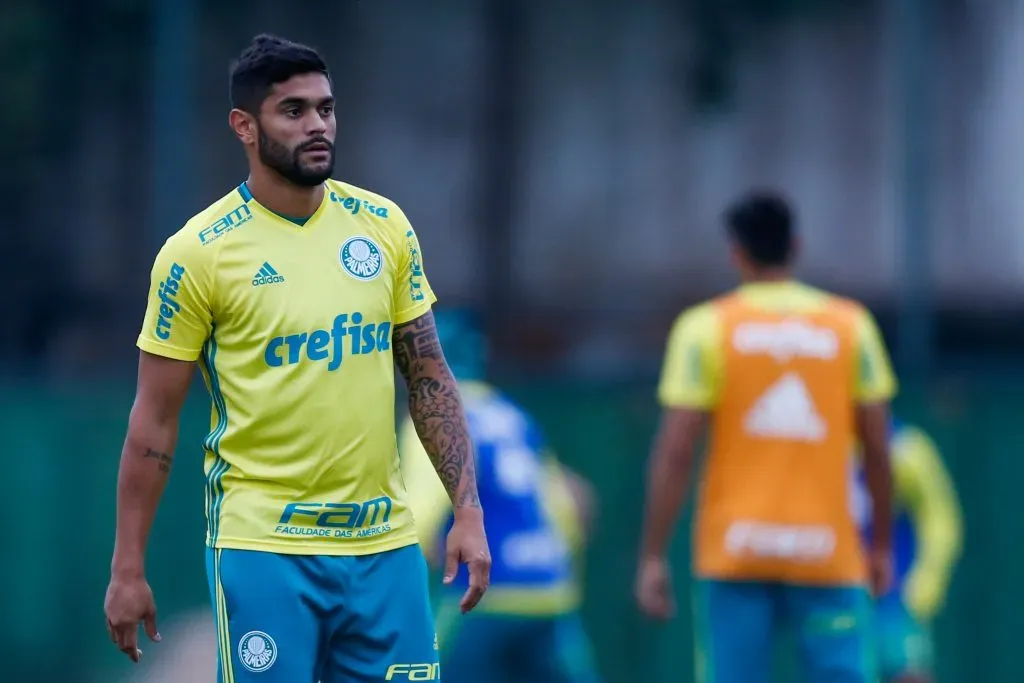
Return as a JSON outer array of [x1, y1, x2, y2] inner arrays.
[[400, 310, 603, 683], [853, 419, 963, 682], [636, 191, 896, 683]]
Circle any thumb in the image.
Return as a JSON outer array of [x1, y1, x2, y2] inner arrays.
[[144, 610, 161, 642], [443, 544, 460, 584]]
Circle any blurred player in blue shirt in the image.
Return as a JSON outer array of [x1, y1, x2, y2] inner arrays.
[[852, 418, 963, 683], [400, 310, 603, 683]]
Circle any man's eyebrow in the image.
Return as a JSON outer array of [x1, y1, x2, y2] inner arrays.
[[277, 96, 335, 108]]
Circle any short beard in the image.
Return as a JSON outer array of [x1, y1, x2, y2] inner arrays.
[[257, 126, 334, 188]]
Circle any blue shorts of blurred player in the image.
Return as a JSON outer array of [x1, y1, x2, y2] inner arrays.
[[436, 601, 602, 683], [205, 544, 438, 683], [693, 579, 876, 683], [874, 593, 933, 681]]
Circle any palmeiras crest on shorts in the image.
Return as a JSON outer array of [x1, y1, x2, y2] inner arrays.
[[340, 236, 383, 281], [238, 630, 278, 672]]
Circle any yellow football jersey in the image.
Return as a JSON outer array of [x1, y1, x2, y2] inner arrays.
[[137, 179, 436, 555]]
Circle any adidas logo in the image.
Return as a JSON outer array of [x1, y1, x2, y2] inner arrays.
[[252, 261, 285, 287], [743, 372, 826, 442]]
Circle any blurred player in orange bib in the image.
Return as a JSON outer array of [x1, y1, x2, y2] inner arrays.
[[636, 191, 897, 683]]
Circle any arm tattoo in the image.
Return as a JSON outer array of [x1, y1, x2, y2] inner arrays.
[[141, 448, 173, 474], [394, 311, 481, 509]]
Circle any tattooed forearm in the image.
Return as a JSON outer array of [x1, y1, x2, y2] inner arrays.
[[141, 448, 173, 474], [394, 312, 481, 509]]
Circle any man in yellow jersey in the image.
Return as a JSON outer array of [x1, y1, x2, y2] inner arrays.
[[103, 34, 490, 683], [399, 310, 603, 683], [853, 418, 963, 683], [636, 191, 896, 683]]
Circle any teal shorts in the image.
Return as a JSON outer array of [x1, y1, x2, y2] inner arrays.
[[874, 595, 933, 679], [435, 603, 601, 683], [693, 579, 875, 683], [205, 544, 439, 683]]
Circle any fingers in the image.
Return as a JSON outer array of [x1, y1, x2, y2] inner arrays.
[[114, 623, 142, 662], [459, 554, 491, 613], [443, 545, 459, 585], [144, 610, 162, 643], [636, 576, 675, 621]]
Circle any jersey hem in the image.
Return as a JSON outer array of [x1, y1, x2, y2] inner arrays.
[[137, 337, 202, 361], [208, 532, 420, 556], [658, 394, 714, 410], [394, 292, 437, 326], [692, 570, 867, 588], [855, 389, 897, 404]]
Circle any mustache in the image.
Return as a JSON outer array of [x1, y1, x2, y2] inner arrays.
[[297, 137, 334, 153]]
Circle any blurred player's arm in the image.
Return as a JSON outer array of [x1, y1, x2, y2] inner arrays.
[[112, 233, 212, 578], [541, 452, 595, 550], [853, 307, 898, 586], [892, 427, 963, 621], [640, 305, 719, 563]]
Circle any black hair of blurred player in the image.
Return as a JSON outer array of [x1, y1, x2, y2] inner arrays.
[[723, 191, 800, 280], [228, 34, 337, 208]]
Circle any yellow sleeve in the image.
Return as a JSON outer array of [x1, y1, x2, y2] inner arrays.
[[892, 426, 963, 621], [136, 232, 214, 361], [397, 416, 452, 560], [657, 304, 722, 410], [853, 307, 897, 403], [389, 208, 438, 325], [539, 455, 585, 552]]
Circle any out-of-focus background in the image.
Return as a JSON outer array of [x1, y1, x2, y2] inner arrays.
[[1, 0, 1020, 681]]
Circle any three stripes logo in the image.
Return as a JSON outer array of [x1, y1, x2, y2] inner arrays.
[[252, 261, 285, 287]]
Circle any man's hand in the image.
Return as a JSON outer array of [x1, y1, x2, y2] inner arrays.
[[636, 555, 676, 620], [443, 509, 491, 613], [104, 573, 161, 662]]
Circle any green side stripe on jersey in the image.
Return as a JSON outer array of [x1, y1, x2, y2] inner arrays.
[[201, 328, 230, 545]]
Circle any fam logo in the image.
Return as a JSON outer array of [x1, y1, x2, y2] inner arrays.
[[154, 262, 185, 340], [238, 630, 277, 673], [198, 204, 253, 245], [340, 236, 383, 281]]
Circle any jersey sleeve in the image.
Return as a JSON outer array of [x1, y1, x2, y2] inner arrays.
[[657, 304, 723, 410], [390, 208, 438, 325], [137, 233, 214, 361], [891, 426, 963, 619], [852, 307, 897, 403], [539, 453, 585, 552]]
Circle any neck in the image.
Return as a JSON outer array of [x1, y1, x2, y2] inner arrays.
[[246, 166, 324, 218], [743, 268, 792, 284]]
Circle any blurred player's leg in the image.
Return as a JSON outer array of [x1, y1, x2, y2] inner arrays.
[[436, 603, 514, 683], [523, 612, 603, 683], [875, 595, 933, 683], [206, 548, 322, 683], [786, 584, 875, 683], [321, 545, 439, 683], [692, 580, 775, 683]]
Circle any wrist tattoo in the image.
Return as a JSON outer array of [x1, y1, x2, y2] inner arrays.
[[142, 448, 173, 474]]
